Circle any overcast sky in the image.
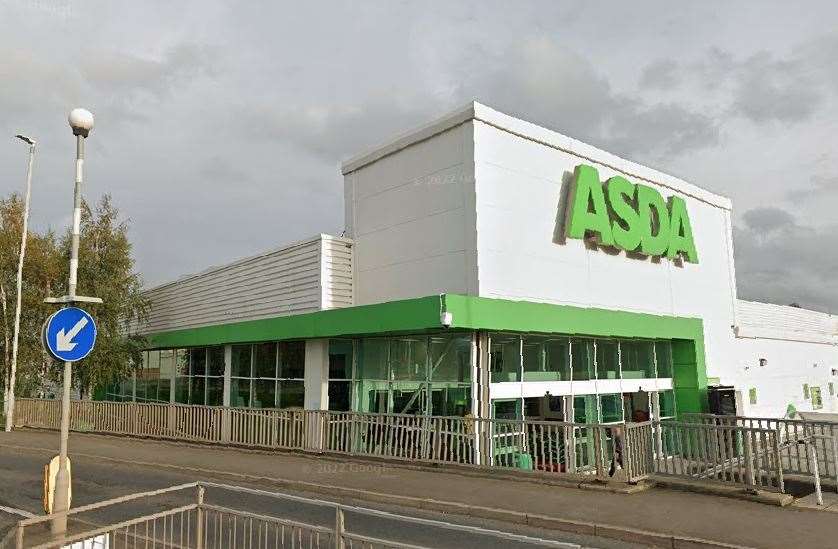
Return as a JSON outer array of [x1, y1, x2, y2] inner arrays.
[[1, 1, 837, 311]]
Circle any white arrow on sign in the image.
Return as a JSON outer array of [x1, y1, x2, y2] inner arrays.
[[55, 317, 89, 352]]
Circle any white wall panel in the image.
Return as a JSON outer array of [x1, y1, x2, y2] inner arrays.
[[344, 123, 477, 305], [139, 234, 353, 334]]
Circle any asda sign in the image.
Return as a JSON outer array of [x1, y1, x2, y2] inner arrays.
[[565, 164, 698, 263]]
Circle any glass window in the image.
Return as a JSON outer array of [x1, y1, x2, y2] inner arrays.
[[160, 350, 175, 380], [430, 335, 471, 382], [230, 378, 251, 407], [252, 379, 276, 408], [190, 348, 207, 377], [812, 387, 823, 410], [355, 381, 389, 413], [659, 390, 676, 418], [490, 334, 520, 383], [207, 346, 225, 377], [253, 343, 277, 378], [358, 339, 389, 380], [146, 350, 161, 376], [157, 380, 170, 403], [748, 388, 757, 406], [621, 340, 656, 379], [279, 380, 305, 409], [431, 385, 471, 417], [492, 399, 521, 420], [189, 377, 205, 405], [206, 377, 224, 406], [595, 340, 619, 380], [231, 345, 252, 377], [176, 349, 189, 376], [655, 341, 673, 378], [390, 337, 427, 381], [279, 341, 305, 379], [392, 386, 426, 415], [175, 376, 189, 404], [599, 393, 623, 423], [328, 380, 351, 411], [574, 394, 599, 423], [571, 339, 594, 381], [522, 336, 551, 381], [329, 340, 353, 380]]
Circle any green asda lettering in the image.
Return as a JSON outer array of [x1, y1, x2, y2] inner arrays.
[[565, 164, 698, 263]]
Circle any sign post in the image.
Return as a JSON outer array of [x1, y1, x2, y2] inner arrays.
[[43, 108, 101, 537]]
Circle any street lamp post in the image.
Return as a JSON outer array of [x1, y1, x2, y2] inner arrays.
[[4, 135, 36, 433], [49, 108, 96, 536]]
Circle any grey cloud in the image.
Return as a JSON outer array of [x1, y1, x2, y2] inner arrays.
[[742, 207, 796, 233], [604, 102, 719, 159], [784, 174, 838, 202], [639, 59, 680, 90], [734, 208, 838, 312], [695, 47, 828, 125], [249, 37, 719, 165], [80, 45, 213, 98]]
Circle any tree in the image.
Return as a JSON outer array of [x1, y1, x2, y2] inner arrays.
[[60, 195, 149, 397], [0, 195, 60, 401], [0, 192, 148, 402]]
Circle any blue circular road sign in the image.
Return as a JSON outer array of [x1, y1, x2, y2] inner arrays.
[[43, 307, 97, 362]]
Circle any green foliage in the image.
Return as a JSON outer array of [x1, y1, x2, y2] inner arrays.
[[0, 193, 148, 398], [60, 195, 149, 396]]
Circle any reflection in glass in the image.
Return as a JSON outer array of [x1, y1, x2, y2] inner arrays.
[[571, 339, 594, 381], [231, 345, 252, 377], [490, 334, 520, 383], [253, 343, 277, 378], [430, 335, 471, 382], [390, 337, 427, 381], [279, 341, 305, 379]]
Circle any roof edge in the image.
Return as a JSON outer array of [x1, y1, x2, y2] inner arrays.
[[340, 101, 732, 210]]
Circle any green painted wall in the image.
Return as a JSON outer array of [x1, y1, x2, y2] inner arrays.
[[142, 293, 708, 413]]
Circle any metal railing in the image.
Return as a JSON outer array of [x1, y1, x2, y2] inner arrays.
[[24, 399, 835, 495], [682, 412, 838, 482], [7, 481, 587, 549], [653, 420, 785, 492], [14, 399, 636, 483]]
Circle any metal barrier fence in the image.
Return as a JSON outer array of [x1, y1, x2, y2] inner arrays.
[[6, 481, 586, 549], [653, 421, 785, 492], [14, 399, 643, 482], [682, 413, 838, 482], [21, 399, 836, 495]]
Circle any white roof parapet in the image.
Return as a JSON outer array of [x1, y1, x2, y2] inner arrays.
[[734, 299, 838, 345], [341, 101, 733, 211]]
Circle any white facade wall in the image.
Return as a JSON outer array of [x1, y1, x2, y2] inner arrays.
[[344, 102, 738, 380], [343, 120, 477, 305], [470, 108, 737, 379], [730, 300, 838, 417]]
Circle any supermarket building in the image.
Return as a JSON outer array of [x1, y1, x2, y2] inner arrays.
[[109, 102, 838, 425]]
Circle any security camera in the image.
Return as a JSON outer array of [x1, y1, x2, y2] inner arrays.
[[68, 108, 94, 137]]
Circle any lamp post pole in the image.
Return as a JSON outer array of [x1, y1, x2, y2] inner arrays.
[[4, 135, 36, 433], [50, 108, 94, 536]]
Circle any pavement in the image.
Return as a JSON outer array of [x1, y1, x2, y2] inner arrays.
[[0, 429, 835, 548]]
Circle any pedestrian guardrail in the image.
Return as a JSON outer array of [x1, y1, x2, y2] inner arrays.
[[16, 399, 834, 497], [6, 481, 586, 549], [682, 412, 838, 482], [14, 399, 639, 483]]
